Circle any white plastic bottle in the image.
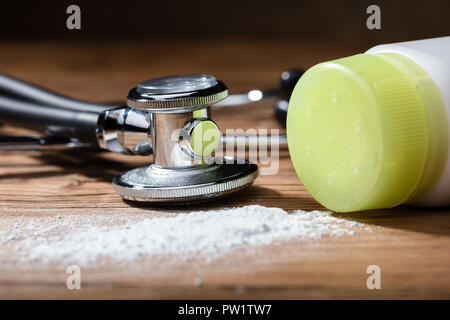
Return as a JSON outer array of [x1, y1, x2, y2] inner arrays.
[[287, 36, 450, 212], [366, 36, 450, 206]]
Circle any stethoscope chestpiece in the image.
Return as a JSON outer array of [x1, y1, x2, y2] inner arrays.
[[112, 74, 258, 203], [126, 74, 228, 113]]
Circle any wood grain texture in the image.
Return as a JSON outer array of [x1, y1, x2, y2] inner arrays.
[[0, 40, 449, 299]]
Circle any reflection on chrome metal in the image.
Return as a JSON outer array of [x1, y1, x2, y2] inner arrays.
[[152, 112, 197, 167], [137, 74, 218, 94], [113, 158, 258, 203], [0, 135, 92, 152], [275, 100, 289, 113], [96, 107, 152, 155]]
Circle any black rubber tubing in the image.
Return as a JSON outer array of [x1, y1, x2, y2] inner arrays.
[[0, 73, 123, 144], [0, 96, 100, 143]]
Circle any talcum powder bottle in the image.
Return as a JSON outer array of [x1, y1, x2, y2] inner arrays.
[[287, 37, 450, 212]]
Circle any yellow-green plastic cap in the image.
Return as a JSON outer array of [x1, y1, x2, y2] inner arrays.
[[287, 53, 430, 212], [190, 119, 221, 157]]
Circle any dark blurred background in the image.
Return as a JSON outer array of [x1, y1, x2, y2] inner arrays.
[[0, 0, 448, 105], [1, 0, 449, 42]]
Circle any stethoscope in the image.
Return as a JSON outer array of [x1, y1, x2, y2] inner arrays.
[[0, 70, 303, 203]]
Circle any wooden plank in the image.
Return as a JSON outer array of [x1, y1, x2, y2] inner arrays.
[[0, 40, 449, 299]]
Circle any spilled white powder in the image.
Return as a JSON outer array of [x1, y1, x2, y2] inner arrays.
[[0, 205, 366, 266]]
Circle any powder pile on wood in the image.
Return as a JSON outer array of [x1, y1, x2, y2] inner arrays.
[[0, 205, 367, 265]]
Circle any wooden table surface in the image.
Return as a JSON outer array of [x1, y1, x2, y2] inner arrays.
[[0, 39, 449, 299]]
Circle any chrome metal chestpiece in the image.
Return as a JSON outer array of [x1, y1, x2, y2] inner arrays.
[[104, 74, 258, 203], [0, 70, 302, 204]]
